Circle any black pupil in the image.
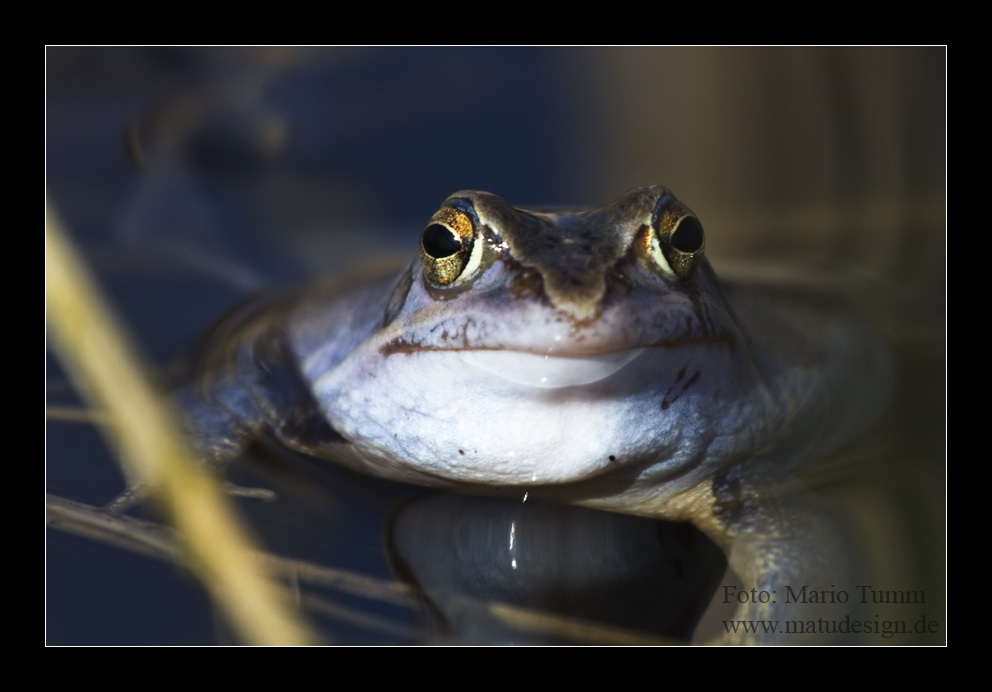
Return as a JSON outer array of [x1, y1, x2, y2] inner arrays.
[[671, 216, 703, 253], [422, 224, 463, 258]]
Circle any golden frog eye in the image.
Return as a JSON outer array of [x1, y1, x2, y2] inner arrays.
[[420, 206, 483, 286], [643, 198, 705, 281]]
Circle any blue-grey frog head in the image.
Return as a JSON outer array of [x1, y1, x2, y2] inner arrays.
[[291, 188, 778, 505]]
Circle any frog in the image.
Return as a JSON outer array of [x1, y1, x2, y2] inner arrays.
[[178, 186, 892, 643]]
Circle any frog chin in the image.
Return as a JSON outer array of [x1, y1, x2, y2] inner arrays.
[[457, 348, 645, 388]]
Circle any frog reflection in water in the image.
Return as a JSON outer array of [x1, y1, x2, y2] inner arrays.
[[183, 187, 890, 643]]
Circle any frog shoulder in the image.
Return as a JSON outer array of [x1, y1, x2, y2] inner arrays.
[[717, 265, 894, 472], [181, 280, 356, 461]]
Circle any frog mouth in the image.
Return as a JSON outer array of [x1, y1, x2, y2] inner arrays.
[[458, 348, 646, 388]]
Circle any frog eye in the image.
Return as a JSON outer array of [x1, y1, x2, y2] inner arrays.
[[420, 206, 484, 286], [644, 200, 705, 281]]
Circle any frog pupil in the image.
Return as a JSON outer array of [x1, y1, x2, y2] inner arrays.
[[671, 216, 703, 253], [422, 224, 462, 258]]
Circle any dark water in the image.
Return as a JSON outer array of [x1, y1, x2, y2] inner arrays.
[[46, 47, 945, 645]]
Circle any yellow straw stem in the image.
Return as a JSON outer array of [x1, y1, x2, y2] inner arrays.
[[46, 199, 316, 645]]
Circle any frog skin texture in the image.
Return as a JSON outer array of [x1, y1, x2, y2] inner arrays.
[[180, 187, 892, 643]]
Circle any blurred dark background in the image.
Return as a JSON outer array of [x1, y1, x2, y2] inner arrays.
[[46, 47, 945, 645]]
